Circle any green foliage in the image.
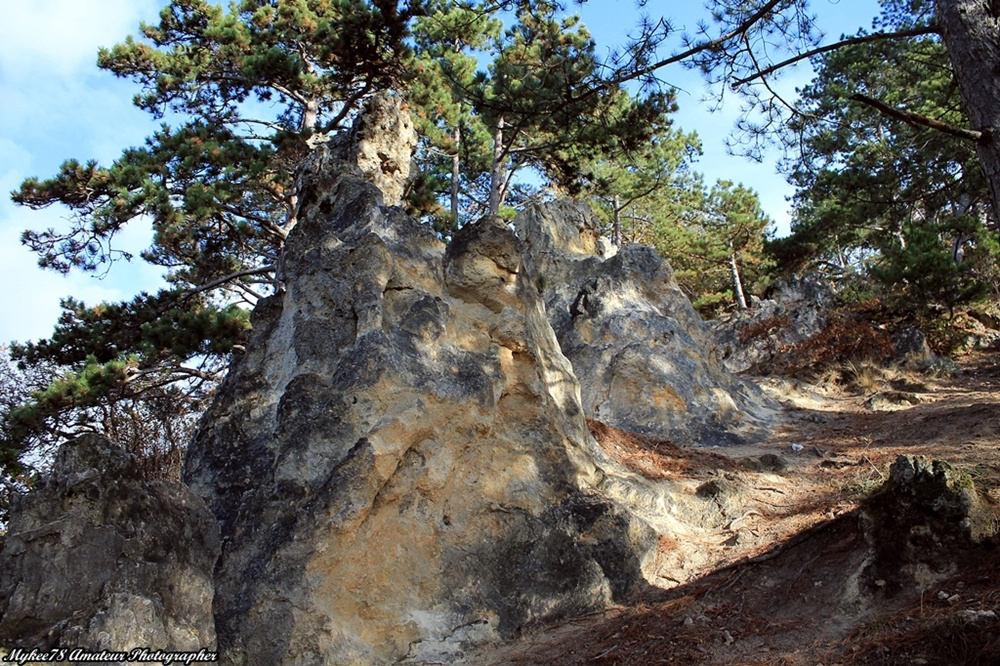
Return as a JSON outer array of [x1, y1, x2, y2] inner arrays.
[[406, 1, 677, 228], [585, 128, 703, 244], [665, 180, 774, 315], [4, 357, 132, 453], [406, 2, 500, 230], [0, 346, 209, 527], [479, 5, 672, 194], [15, 0, 419, 284], [776, 2, 998, 316], [12, 292, 251, 368], [872, 223, 988, 316], [0, 293, 250, 495]]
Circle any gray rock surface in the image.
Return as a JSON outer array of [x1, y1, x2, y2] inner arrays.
[[184, 169, 677, 665], [0, 435, 219, 653], [710, 274, 836, 374], [892, 326, 937, 367], [516, 200, 777, 446]]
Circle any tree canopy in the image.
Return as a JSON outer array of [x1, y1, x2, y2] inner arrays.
[[770, 2, 998, 315]]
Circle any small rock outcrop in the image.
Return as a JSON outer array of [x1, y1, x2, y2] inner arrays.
[[892, 326, 938, 368], [516, 201, 777, 446], [0, 436, 219, 653], [860, 455, 997, 594], [184, 169, 674, 664]]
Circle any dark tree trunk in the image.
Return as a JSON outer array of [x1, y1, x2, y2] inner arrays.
[[936, 0, 1000, 222]]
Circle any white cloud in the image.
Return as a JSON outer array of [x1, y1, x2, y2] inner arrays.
[[0, 0, 159, 83]]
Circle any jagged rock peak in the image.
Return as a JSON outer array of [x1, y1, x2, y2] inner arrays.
[[184, 169, 673, 664], [0, 435, 219, 653], [515, 199, 617, 263]]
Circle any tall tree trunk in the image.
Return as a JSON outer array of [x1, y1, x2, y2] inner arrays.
[[730, 250, 748, 310], [451, 125, 461, 230], [488, 116, 505, 216], [937, 0, 1000, 222]]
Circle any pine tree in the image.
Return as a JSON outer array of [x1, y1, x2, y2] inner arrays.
[[658, 181, 774, 315], [407, 2, 500, 232], [583, 129, 703, 247], [470, 2, 674, 216], [772, 4, 997, 314], [6, 0, 419, 477]]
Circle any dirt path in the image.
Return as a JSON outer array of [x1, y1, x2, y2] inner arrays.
[[479, 354, 1000, 665]]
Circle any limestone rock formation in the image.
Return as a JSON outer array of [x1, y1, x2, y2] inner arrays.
[[308, 93, 417, 207], [516, 200, 777, 446], [0, 436, 219, 653], [183, 168, 674, 664], [709, 274, 836, 374]]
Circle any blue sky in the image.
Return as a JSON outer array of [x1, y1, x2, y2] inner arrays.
[[0, 0, 882, 346]]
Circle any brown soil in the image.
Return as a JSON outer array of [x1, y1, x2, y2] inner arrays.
[[482, 353, 1000, 666]]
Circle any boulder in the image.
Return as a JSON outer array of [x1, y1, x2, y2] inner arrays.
[[515, 200, 777, 446], [183, 169, 675, 664], [0, 436, 219, 653], [892, 326, 937, 368]]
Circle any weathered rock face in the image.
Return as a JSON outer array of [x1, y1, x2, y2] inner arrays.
[[709, 274, 836, 374], [311, 93, 417, 207], [516, 201, 777, 446], [0, 436, 219, 653], [184, 168, 674, 664]]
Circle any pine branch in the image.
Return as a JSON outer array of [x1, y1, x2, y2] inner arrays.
[[607, 0, 786, 87], [732, 25, 940, 87], [849, 93, 983, 142], [178, 265, 276, 303]]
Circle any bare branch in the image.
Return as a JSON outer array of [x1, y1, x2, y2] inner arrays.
[[849, 93, 983, 142], [733, 25, 941, 87]]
